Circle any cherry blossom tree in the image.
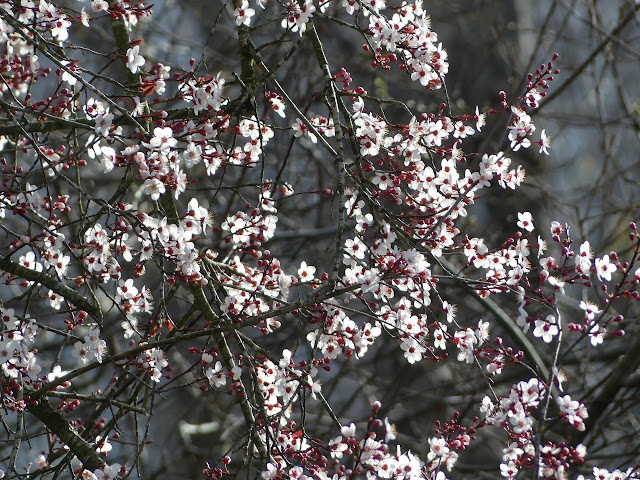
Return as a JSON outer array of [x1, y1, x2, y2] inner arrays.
[[1, 1, 639, 480]]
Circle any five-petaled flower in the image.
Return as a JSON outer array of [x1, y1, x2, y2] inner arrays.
[[234, 0, 255, 25], [517, 211, 535, 232], [126, 45, 145, 74], [595, 255, 616, 282], [297, 261, 316, 281]]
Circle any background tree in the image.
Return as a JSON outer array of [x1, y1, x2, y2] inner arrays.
[[1, 1, 639, 479]]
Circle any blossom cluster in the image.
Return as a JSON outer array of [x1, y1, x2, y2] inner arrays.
[[368, 2, 448, 89], [1, 307, 39, 382], [481, 378, 589, 479]]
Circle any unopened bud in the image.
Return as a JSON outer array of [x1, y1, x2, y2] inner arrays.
[[540, 269, 549, 282]]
